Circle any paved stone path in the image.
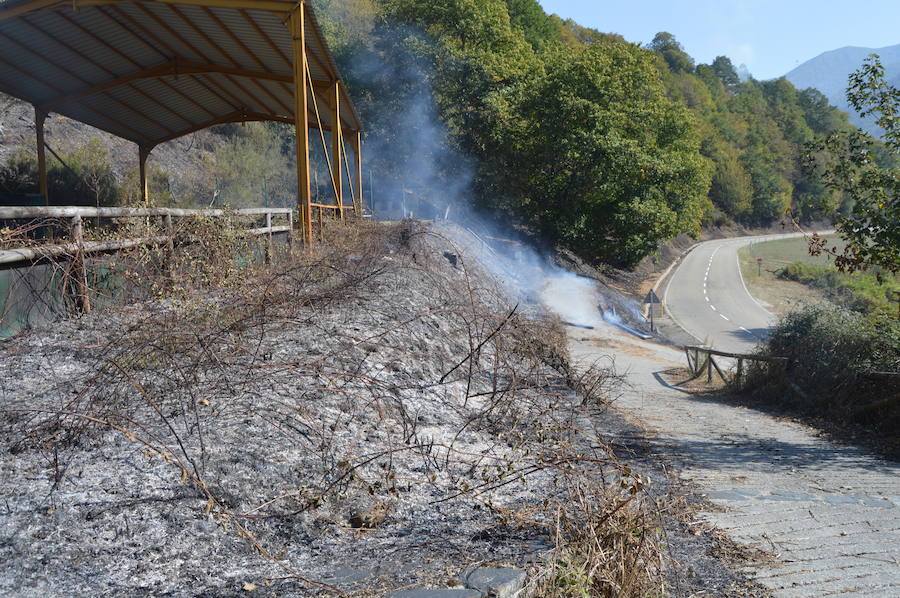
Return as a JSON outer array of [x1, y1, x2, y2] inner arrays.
[[549, 281, 900, 596]]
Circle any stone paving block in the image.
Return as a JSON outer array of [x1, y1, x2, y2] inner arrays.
[[462, 568, 526, 598], [391, 590, 482, 598], [565, 319, 900, 597], [772, 577, 899, 598], [787, 542, 900, 561]]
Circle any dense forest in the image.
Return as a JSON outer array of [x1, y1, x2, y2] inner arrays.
[[315, 0, 862, 265], [0, 0, 876, 267]]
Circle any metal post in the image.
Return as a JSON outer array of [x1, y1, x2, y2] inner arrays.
[[71, 215, 91, 314], [330, 80, 344, 220], [289, 3, 313, 246], [35, 107, 48, 206], [352, 130, 363, 217]]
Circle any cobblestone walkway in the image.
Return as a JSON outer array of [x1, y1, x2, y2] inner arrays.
[[566, 324, 900, 597]]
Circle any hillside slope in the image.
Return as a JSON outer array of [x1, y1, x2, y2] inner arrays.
[[1, 92, 223, 203], [785, 43, 900, 135]]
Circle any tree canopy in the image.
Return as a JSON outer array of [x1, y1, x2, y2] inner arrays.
[[804, 55, 899, 272]]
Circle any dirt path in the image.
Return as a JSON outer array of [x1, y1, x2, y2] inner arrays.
[[543, 276, 900, 597]]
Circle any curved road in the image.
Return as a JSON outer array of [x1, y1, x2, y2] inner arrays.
[[663, 233, 826, 353]]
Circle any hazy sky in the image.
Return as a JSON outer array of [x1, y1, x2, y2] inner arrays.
[[537, 1, 900, 80]]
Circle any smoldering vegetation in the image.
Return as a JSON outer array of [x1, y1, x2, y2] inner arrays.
[[0, 221, 664, 597]]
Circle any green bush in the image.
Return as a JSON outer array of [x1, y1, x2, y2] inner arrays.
[[750, 305, 900, 436]]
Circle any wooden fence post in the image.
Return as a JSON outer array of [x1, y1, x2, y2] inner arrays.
[[706, 351, 713, 382], [71, 215, 91, 314], [264, 212, 273, 265], [287, 211, 294, 252], [736, 358, 743, 389], [164, 213, 175, 277]]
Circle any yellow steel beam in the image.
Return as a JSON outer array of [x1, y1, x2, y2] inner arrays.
[[330, 80, 343, 219], [350, 130, 363, 217], [40, 60, 295, 112], [148, 109, 295, 147], [0, 0, 296, 22], [289, 3, 312, 246]]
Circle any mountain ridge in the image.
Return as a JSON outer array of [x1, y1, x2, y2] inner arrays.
[[785, 42, 900, 135]]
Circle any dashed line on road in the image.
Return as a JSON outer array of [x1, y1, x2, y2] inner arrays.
[[720, 314, 730, 321]]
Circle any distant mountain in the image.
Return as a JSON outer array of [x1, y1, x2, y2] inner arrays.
[[785, 43, 900, 136]]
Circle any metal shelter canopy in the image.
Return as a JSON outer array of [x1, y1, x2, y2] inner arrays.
[[0, 0, 364, 244]]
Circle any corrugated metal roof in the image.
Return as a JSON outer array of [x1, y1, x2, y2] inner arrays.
[[0, 0, 362, 148]]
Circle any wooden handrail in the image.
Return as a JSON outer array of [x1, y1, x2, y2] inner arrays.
[[683, 345, 788, 364], [1, 206, 293, 271], [683, 345, 788, 386], [683, 345, 898, 388]]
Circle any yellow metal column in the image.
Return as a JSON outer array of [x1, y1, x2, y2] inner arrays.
[[34, 107, 48, 205], [138, 145, 150, 206], [350, 130, 363, 217], [289, 2, 312, 246], [330, 80, 343, 219]]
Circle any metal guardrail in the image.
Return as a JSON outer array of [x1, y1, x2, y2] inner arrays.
[[0, 205, 294, 314]]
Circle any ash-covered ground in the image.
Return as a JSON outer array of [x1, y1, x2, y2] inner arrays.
[[0, 221, 760, 597]]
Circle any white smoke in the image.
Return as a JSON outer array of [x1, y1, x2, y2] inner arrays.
[[346, 24, 651, 334]]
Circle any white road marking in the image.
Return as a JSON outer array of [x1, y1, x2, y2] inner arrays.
[[720, 314, 730, 321], [710, 305, 717, 311]]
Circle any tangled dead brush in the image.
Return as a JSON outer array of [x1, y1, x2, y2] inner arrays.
[[0, 220, 662, 596], [533, 475, 662, 598]]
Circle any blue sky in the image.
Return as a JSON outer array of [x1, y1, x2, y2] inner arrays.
[[537, 1, 900, 80]]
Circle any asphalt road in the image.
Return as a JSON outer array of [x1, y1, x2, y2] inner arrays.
[[663, 233, 819, 354]]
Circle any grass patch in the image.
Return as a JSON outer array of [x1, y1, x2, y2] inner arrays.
[[780, 263, 900, 317], [737, 236, 841, 315], [740, 235, 846, 268], [738, 235, 899, 318]]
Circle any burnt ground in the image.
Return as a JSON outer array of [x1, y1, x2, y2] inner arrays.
[[589, 398, 771, 598], [0, 221, 765, 597]]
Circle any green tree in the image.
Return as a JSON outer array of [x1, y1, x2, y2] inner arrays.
[[503, 42, 710, 265], [709, 145, 752, 216], [0, 138, 121, 207], [711, 55, 740, 91], [209, 123, 292, 208], [503, 0, 560, 49], [649, 32, 694, 74], [804, 54, 899, 271]]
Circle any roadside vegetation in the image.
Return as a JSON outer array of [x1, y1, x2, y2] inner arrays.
[[747, 306, 899, 452], [779, 263, 899, 317], [742, 55, 899, 454]]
